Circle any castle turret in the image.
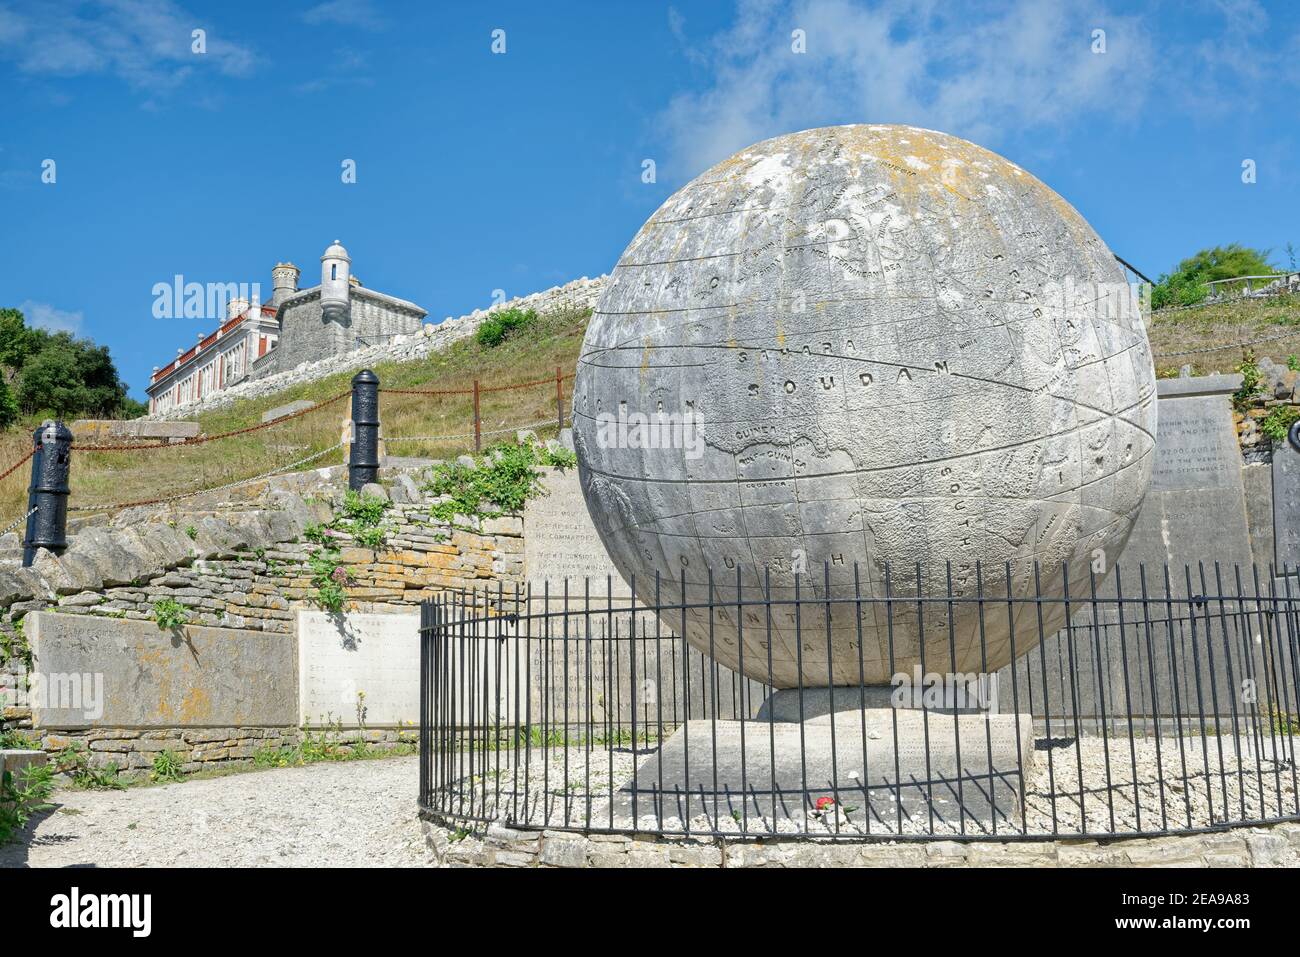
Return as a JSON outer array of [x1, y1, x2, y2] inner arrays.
[[320, 240, 351, 324], [271, 262, 300, 308]]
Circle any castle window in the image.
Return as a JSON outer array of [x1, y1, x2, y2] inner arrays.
[[331, 264, 337, 280]]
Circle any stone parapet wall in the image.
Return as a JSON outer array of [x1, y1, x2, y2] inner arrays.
[[147, 275, 605, 421], [423, 817, 1300, 868]]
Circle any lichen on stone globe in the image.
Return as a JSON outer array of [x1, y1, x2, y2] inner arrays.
[[573, 124, 1157, 688]]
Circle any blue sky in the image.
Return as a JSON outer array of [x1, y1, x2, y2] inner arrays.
[[1, 0, 1298, 400]]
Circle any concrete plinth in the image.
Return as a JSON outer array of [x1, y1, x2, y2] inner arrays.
[[618, 708, 1035, 835]]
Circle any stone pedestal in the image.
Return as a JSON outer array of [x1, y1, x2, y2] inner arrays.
[[618, 704, 1035, 835]]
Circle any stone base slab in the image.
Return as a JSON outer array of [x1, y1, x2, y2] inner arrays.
[[615, 711, 1035, 834]]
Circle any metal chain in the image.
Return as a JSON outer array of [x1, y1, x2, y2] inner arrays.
[[1152, 325, 1300, 359], [69, 441, 345, 512], [0, 507, 36, 538], [384, 418, 565, 444], [0, 446, 35, 484]]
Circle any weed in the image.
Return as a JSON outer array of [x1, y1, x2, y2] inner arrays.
[[0, 762, 55, 844], [152, 598, 188, 631], [150, 749, 184, 784], [56, 744, 126, 791], [308, 549, 350, 614], [1260, 405, 1300, 443]]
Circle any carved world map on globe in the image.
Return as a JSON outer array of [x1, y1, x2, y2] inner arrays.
[[573, 125, 1157, 687]]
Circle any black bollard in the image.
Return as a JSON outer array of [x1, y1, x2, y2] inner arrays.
[[22, 420, 73, 567], [349, 369, 380, 492]]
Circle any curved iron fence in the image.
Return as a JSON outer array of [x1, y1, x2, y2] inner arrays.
[[419, 562, 1300, 841]]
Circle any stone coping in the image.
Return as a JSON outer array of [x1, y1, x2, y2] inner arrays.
[[1156, 373, 1244, 398], [422, 815, 1300, 868]]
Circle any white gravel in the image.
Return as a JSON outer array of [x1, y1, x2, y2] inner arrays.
[[433, 734, 1300, 838], [1, 757, 430, 868]]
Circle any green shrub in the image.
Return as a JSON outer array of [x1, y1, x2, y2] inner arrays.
[[1152, 244, 1278, 311], [339, 488, 388, 526], [335, 489, 391, 548], [1233, 352, 1264, 411], [541, 445, 576, 469], [475, 307, 537, 348], [152, 598, 188, 631], [0, 762, 55, 844], [424, 441, 548, 522], [0, 729, 39, 750], [1260, 405, 1300, 443]]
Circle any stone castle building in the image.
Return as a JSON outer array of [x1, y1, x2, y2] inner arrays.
[[147, 240, 427, 414]]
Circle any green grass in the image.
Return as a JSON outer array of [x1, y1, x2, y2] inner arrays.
[[0, 302, 590, 521], [252, 720, 418, 768], [1149, 293, 1300, 376]]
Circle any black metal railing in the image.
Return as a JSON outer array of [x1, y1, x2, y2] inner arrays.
[[419, 561, 1300, 841]]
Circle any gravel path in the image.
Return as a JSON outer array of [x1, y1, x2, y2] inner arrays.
[[1, 757, 430, 868]]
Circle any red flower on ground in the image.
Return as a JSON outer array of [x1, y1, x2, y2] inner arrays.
[[815, 796, 835, 811]]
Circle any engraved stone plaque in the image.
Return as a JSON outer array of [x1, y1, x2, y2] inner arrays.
[[1110, 374, 1252, 571], [297, 608, 419, 727], [524, 466, 632, 596]]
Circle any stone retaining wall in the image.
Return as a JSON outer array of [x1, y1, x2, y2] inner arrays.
[[0, 461, 526, 777], [423, 817, 1300, 868]]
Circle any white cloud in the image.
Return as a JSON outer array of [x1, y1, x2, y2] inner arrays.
[[0, 0, 256, 95], [19, 300, 83, 335], [653, 0, 1167, 177], [302, 0, 387, 31]]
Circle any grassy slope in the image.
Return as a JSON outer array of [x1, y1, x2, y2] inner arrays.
[[0, 304, 591, 520], [1148, 292, 1300, 376], [1, 292, 1297, 524]]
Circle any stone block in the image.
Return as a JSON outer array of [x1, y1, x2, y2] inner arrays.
[[261, 400, 316, 424], [27, 611, 296, 729], [523, 467, 630, 596], [0, 748, 48, 778], [1272, 425, 1300, 571], [297, 608, 419, 727]]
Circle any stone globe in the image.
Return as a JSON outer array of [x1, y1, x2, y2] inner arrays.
[[573, 125, 1156, 689]]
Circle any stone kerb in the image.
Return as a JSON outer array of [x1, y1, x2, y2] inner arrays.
[[422, 817, 1300, 869]]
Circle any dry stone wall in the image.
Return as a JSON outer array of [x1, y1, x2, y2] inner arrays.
[[0, 461, 526, 777]]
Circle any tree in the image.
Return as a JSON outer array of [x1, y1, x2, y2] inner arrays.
[[1151, 244, 1278, 310], [0, 308, 40, 371], [0, 376, 17, 430], [16, 337, 91, 418], [0, 309, 133, 422]]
